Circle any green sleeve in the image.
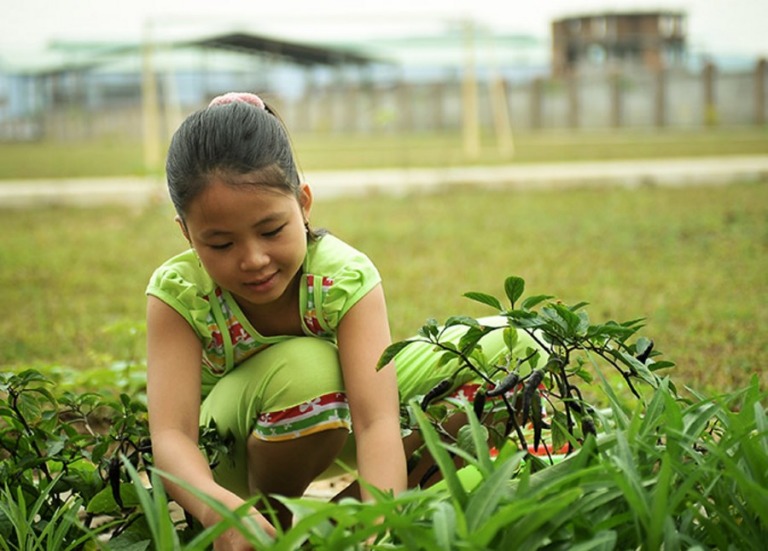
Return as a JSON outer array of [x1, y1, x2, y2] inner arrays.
[[310, 235, 382, 333], [145, 249, 215, 340]]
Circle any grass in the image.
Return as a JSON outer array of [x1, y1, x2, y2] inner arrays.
[[1, 181, 766, 394], [292, 127, 768, 171], [0, 139, 147, 180], [0, 127, 766, 179]]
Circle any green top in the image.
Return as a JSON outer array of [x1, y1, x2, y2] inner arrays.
[[146, 234, 380, 395]]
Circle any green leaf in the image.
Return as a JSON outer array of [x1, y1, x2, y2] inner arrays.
[[504, 277, 525, 307], [376, 340, 413, 370], [456, 424, 490, 469], [463, 292, 503, 311], [648, 360, 675, 371], [587, 322, 634, 341], [431, 501, 457, 548], [521, 294, 554, 311], [466, 455, 520, 535], [566, 530, 618, 551], [502, 327, 518, 353], [107, 517, 153, 551], [436, 350, 459, 368], [17, 369, 52, 386], [444, 315, 479, 328], [418, 318, 440, 339], [543, 303, 584, 337], [411, 403, 468, 507], [550, 409, 569, 451], [505, 310, 547, 330], [458, 325, 492, 355], [617, 351, 660, 388], [635, 336, 653, 358], [86, 483, 141, 515]]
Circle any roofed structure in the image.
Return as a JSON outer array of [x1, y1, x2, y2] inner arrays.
[[551, 11, 687, 76], [189, 32, 377, 67]]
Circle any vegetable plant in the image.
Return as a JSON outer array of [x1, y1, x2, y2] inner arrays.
[[379, 275, 674, 474], [1, 274, 765, 549]]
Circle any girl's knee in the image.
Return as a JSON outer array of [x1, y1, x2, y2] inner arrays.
[[247, 428, 349, 496]]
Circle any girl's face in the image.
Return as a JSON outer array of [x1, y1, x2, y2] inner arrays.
[[180, 176, 312, 315]]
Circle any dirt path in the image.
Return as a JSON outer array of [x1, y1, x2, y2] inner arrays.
[[1, 155, 767, 208]]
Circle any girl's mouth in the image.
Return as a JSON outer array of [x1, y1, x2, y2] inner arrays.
[[245, 272, 277, 290]]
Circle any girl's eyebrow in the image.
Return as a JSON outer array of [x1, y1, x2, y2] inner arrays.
[[199, 213, 287, 239]]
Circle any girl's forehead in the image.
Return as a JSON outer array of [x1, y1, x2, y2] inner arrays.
[[214, 165, 293, 189], [188, 180, 296, 221]]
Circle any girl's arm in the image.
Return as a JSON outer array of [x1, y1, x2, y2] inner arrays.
[[146, 296, 276, 539], [336, 284, 407, 500]]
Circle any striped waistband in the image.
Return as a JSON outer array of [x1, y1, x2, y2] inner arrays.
[[253, 392, 352, 442]]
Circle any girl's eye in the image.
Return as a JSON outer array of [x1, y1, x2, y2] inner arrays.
[[263, 224, 286, 238], [209, 243, 232, 251]]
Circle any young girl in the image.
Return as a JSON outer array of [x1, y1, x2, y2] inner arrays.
[[146, 92, 539, 549]]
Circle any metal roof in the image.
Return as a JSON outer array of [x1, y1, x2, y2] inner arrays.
[[183, 32, 378, 67], [3, 31, 380, 76]]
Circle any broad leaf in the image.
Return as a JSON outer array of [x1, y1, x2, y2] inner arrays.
[[504, 277, 525, 307], [376, 340, 413, 370], [521, 294, 554, 311], [463, 292, 503, 311]]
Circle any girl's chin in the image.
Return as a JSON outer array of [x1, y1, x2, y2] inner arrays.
[[236, 273, 296, 305]]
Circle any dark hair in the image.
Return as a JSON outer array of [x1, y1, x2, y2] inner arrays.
[[166, 100, 302, 217]]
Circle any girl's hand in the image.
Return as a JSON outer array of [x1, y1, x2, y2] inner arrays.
[[206, 506, 276, 551], [212, 512, 276, 551], [213, 527, 253, 551]]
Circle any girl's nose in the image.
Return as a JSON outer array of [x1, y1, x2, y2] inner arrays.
[[239, 242, 269, 271]]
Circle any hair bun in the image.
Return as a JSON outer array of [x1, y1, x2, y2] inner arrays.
[[208, 92, 265, 110]]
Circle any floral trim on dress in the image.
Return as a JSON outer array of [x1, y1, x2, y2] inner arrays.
[[202, 288, 269, 375], [252, 392, 351, 442], [304, 274, 334, 337]]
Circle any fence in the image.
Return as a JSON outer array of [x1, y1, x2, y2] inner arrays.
[[1, 59, 766, 142], [279, 60, 767, 134]]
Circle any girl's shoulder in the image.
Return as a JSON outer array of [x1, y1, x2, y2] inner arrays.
[[302, 234, 382, 332], [146, 249, 215, 303], [305, 233, 377, 277]]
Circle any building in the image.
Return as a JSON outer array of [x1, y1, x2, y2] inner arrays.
[[0, 26, 548, 142], [551, 11, 687, 76], [0, 32, 381, 142]]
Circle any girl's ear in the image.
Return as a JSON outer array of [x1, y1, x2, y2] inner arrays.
[[175, 215, 192, 245], [299, 183, 313, 221]]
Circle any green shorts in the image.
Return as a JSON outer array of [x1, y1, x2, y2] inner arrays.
[[199, 337, 352, 496], [199, 317, 541, 495]]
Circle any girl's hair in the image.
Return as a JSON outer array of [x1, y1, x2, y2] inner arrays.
[[166, 94, 303, 218]]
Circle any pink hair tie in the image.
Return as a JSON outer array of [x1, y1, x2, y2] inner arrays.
[[208, 92, 265, 110]]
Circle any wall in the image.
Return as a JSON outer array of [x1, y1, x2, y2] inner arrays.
[[281, 60, 767, 133], [1, 59, 766, 142]]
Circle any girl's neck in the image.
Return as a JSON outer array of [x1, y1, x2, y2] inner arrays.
[[232, 271, 303, 337]]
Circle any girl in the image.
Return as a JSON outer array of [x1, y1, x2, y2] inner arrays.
[[146, 92, 539, 550]]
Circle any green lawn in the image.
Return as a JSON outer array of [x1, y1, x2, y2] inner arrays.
[[0, 127, 766, 179], [1, 182, 766, 394]]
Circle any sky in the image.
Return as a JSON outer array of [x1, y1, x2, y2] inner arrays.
[[0, 0, 766, 59]]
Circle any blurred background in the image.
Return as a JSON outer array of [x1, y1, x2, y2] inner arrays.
[[0, 0, 766, 175], [0, 1, 766, 394]]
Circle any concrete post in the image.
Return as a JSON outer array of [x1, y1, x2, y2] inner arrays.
[[141, 20, 162, 174], [610, 71, 622, 128], [462, 19, 481, 159], [755, 58, 766, 126], [490, 76, 514, 157], [567, 73, 579, 129], [654, 66, 666, 128], [397, 81, 412, 133], [530, 77, 543, 129], [703, 61, 717, 126], [431, 82, 445, 131]]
